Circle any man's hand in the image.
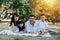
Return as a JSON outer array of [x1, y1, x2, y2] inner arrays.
[[43, 29, 48, 33]]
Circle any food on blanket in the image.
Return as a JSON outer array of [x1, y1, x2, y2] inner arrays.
[[38, 31, 44, 35], [38, 29, 48, 35]]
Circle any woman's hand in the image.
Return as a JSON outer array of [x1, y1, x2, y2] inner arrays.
[[12, 23, 15, 32], [18, 31, 24, 34]]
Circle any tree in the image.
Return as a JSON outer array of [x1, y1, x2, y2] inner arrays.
[[9, 0, 32, 21], [0, 0, 32, 21]]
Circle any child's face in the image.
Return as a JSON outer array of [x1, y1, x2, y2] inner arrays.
[[19, 23, 24, 27]]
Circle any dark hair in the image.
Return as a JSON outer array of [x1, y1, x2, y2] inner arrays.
[[10, 14, 19, 26], [17, 20, 25, 31], [29, 14, 35, 18], [40, 14, 45, 16]]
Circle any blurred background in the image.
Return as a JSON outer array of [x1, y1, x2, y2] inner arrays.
[[0, 0, 60, 24]]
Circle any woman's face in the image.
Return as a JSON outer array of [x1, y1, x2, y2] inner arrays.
[[14, 16, 19, 21], [19, 23, 24, 27]]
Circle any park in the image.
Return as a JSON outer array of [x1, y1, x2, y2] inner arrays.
[[0, 0, 60, 40]]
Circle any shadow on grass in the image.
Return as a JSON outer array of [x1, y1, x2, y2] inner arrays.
[[50, 32, 60, 35], [14, 37, 23, 40]]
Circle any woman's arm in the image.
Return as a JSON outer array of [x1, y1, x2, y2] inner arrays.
[[11, 23, 15, 32]]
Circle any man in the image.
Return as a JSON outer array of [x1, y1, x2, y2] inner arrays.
[[38, 14, 51, 37], [25, 15, 39, 34]]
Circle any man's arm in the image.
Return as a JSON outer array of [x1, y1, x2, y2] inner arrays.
[[25, 22, 31, 33]]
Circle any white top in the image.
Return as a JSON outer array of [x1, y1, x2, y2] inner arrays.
[[9, 26, 19, 33]]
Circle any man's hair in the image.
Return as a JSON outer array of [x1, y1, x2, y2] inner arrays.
[[39, 14, 46, 18], [40, 14, 45, 16], [29, 14, 35, 17]]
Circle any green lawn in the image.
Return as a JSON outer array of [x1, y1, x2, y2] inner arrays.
[[0, 23, 60, 40]]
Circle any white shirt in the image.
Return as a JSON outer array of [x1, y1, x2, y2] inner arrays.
[[38, 20, 51, 37], [25, 20, 39, 33], [38, 20, 48, 31]]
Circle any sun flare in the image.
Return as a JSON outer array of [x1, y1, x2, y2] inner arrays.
[[44, 0, 56, 8]]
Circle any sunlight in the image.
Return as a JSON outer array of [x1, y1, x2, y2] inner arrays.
[[44, 0, 56, 8], [45, 0, 55, 4]]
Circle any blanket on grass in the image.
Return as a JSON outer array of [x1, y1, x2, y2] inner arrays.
[[0, 30, 51, 37]]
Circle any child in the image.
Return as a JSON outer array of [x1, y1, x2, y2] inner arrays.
[[17, 20, 25, 34]]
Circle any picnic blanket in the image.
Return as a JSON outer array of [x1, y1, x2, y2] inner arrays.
[[0, 30, 51, 37]]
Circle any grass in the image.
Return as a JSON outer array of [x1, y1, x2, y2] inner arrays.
[[0, 23, 60, 40]]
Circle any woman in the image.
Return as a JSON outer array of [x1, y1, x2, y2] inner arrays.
[[9, 14, 19, 33], [0, 14, 20, 35]]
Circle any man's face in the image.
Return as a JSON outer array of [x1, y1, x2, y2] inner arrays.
[[29, 17, 35, 23], [40, 16, 46, 21]]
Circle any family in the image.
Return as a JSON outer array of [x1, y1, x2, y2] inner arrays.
[[9, 13, 51, 37]]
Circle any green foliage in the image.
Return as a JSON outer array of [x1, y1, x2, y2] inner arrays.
[[0, 0, 3, 6], [0, 0, 32, 21], [9, 0, 32, 21]]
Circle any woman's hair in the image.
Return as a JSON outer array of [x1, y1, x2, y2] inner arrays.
[[17, 20, 25, 31], [10, 13, 19, 26]]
